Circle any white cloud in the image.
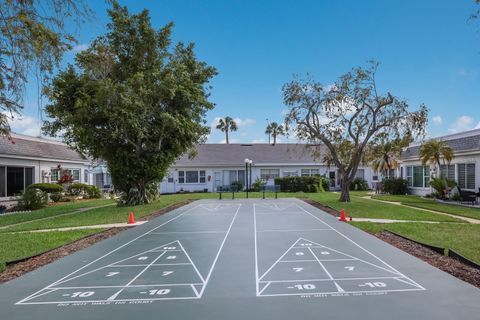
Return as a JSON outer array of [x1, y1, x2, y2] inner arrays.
[[448, 115, 474, 133], [5, 113, 42, 136], [211, 117, 256, 128], [475, 122, 480, 129], [252, 138, 266, 143], [71, 43, 89, 52], [432, 115, 442, 126]]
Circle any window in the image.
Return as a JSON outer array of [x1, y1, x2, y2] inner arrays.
[[355, 169, 365, 179], [260, 169, 280, 181], [457, 163, 475, 190], [0, 166, 34, 197], [50, 168, 80, 182], [406, 166, 413, 186], [178, 171, 185, 184], [178, 170, 207, 184], [301, 168, 320, 176], [372, 175, 378, 181], [440, 164, 455, 180], [283, 171, 298, 177], [407, 165, 430, 188], [84, 170, 89, 183], [222, 170, 245, 186]]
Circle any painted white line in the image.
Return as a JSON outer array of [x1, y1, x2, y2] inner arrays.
[[395, 277, 423, 288], [258, 281, 271, 295], [294, 203, 425, 290], [258, 276, 407, 283], [253, 203, 260, 295], [26, 288, 58, 301], [17, 296, 201, 305], [150, 231, 226, 234], [16, 203, 200, 305], [296, 237, 401, 276], [280, 258, 356, 263], [258, 288, 425, 297], [177, 241, 206, 283], [308, 247, 344, 292], [257, 228, 332, 232], [198, 204, 241, 297], [257, 239, 299, 281], [107, 251, 168, 300], [191, 284, 200, 298], [50, 283, 203, 289], [112, 263, 192, 267]]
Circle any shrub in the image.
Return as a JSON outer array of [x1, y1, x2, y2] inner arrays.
[[230, 181, 243, 191], [67, 183, 102, 199], [18, 188, 48, 210], [382, 177, 409, 195], [27, 183, 63, 193], [85, 185, 102, 199], [274, 176, 325, 193], [0, 261, 5, 273], [252, 178, 265, 192], [320, 177, 330, 192], [50, 192, 63, 202], [429, 177, 457, 199], [349, 177, 369, 191]]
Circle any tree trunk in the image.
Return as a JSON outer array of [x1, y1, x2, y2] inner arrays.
[[226, 128, 229, 144], [339, 178, 351, 202], [273, 133, 276, 145]]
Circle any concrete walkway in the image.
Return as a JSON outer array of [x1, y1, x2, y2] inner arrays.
[[362, 196, 480, 224], [352, 217, 443, 224], [6, 221, 147, 233]]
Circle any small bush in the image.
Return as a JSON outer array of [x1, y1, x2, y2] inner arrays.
[[50, 192, 63, 202], [27, 183, 63, 193], [67, 183, 102, 199], [18, 188, 48, 210], [349, 177, 369, 191], [252, 178, 266, 192], [230, 181, 243, 191], [0, 261, 5, 273], [429, 177, 457, 199], [320, 177, 330, 192], [382, 178, 409, 195], [274, 176, 325, 193]]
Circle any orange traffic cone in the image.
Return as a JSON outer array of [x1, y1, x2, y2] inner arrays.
[[128, 211, 136, 224], [339, 208, 347, 222]]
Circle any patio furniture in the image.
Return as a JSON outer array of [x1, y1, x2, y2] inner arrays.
[[457, 186, 477, 205]]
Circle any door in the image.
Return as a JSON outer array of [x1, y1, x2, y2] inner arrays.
[[161, 173, 175, 194], [214, 172, 222, 191], [329, 171, 336, 189]]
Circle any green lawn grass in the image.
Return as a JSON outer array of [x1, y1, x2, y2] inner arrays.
[[0, 199, 115, 228], [308, 192, 462, 222], [351, 221, 480, 264], [1, 191, 462, 233], [372, 194, 480, 220], [0, 229, 105, 272]]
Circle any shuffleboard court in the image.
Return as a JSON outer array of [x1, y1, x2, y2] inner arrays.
[[1, 198, 479, 319]]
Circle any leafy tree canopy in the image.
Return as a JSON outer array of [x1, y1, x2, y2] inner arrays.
[[43, 3, 217, 205], [283, 61, 428, 202], [0, 0, 92, 135]]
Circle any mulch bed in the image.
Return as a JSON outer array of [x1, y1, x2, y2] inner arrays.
[[378, 231, 480, 288], [302, 198, 480, 289], [0, 200, 194, 284]]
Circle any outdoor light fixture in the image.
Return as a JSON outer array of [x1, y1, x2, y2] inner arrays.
[[244, 158, 253, 198]]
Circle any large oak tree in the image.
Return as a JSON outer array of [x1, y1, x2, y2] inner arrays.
[[43, 3, 217, 205], [283, 62, 428, 202]]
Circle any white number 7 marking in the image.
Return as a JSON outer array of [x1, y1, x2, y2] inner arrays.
[[162, 271, 174, 276], [345, 266, 354, 271], [293, 267, 304, 273]]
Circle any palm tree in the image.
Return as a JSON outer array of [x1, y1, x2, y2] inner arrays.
[[419, 139, 454, 178], [371, 141, 402, 179], [216, 116, 238, 144], [265, 125, 272, 144], [266, 122, 285, 145]]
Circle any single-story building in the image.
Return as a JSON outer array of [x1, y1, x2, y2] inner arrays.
[[160, 143, 375, 193], [399, 128, 480, 196], [0, 133, 95, 204]]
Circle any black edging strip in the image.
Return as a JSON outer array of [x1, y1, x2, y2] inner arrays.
[[447, 249, 480, 270], [386, 230, 446, 255]]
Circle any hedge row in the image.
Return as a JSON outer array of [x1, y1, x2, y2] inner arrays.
[[274, 176, 326, 193]]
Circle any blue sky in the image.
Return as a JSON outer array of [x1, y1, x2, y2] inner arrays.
[[13, 0, 480, 143]]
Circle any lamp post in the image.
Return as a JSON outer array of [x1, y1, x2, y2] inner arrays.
[[244, 158, 250, 198], [248, 159, 253, 190]]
